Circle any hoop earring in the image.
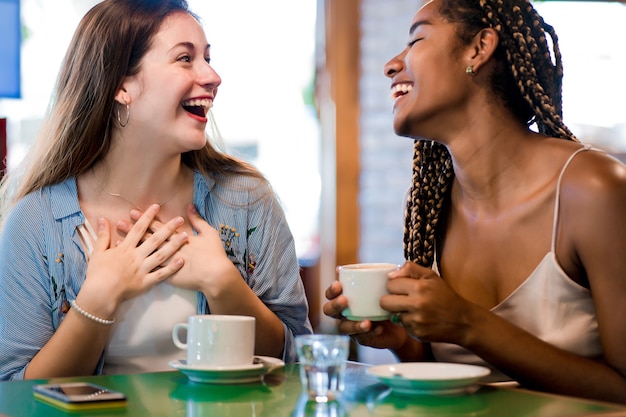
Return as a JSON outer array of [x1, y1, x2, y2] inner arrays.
[[116, 101, 130, 127], [466, 65, 476, 76]]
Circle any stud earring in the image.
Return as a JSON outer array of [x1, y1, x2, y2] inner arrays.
[[466, 65, 476, 76]]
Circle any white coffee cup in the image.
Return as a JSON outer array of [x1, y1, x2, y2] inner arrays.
[[338, 263, 398, 321], [172, 315, 255, 368]]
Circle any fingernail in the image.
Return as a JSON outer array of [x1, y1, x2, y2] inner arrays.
[[130, 209, 140, 218], [98, 218, 105, 230], [175, 216, 184, 225]]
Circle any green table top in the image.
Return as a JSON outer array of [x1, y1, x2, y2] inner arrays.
[[1, 362, 625, 417]]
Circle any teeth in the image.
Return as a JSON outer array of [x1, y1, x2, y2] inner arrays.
[[182, 98, 213, 112], [390, 83, 413, 99]]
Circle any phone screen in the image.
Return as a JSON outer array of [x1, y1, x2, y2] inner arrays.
[[34, 382, 126, 404], [48, 384, 110, 397]]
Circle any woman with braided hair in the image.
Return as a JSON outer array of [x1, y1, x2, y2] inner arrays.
[[323, 0, 626, 404]]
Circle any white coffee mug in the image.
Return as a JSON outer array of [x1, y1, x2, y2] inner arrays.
[[172, 315, 255, 368], [338, 263, 398, 321]]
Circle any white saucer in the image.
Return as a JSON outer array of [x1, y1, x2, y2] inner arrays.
[[367, 362, 490, 396], [169, 356, 285, 384]]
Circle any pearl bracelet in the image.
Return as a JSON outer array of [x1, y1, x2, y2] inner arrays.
[[70, 300, 115, 325]]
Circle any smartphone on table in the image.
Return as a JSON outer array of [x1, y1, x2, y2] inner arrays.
[[33, 382, 127, 411]]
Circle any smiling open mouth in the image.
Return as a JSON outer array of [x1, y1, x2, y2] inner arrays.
[[182, 98, 213, 117], [390, 83, 413, 100]]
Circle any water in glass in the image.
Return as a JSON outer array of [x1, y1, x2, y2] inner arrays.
[[295, 334, 350, 402]]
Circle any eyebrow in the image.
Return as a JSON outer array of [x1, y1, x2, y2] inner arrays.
[[169, 42, 211, 52], [409, 19, 431, 36]]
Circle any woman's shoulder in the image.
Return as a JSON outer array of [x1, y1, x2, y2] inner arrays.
[[6, 186, 49, 220], [561, 145, 626, 194], [2, 178, 78, 230], [0, 190, 47, 243], [557, 144, 626, 225], [17, 178, 78, 213]]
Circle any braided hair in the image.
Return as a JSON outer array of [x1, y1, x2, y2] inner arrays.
[[403, 0, 578, 266]]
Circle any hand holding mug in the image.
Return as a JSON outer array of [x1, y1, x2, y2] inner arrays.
[[338, 263, 398, 321]]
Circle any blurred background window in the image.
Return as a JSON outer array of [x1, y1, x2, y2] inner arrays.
[[534, 1, 626, 154], [0, 0, 21, 98]]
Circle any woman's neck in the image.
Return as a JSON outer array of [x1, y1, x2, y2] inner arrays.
[[86, 156, 193, 213], [448, 129, 548, 214]]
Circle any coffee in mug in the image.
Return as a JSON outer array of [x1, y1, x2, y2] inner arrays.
[[338, 263, 398, 321], [172, 315, 255, 368]]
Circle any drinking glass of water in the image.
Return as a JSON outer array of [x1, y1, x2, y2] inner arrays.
[[295, 334, 350, 403]]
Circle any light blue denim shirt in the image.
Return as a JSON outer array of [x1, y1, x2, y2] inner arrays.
[[0, 171, 312, 380]]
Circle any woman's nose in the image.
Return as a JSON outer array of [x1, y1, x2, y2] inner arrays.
[[384, 54, 404, 78], [198, 64, 221, 89]]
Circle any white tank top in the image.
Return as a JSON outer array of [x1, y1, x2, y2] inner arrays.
[[77, 220, 197, 375], [430, 145, 602, 382]]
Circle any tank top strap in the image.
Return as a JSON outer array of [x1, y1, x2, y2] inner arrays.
[[551, 144, 593, 251]]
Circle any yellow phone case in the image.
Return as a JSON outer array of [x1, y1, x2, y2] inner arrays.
[[33, 392, 127, 412]]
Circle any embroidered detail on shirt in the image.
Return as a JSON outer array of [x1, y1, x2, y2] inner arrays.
[[247, 253, 257, 274], [220, 224, 258, 275], [220, 224, 240, 258], [47, 253, 69, 314], [52, 278, 59, 302], [244, 227, 258, 274]]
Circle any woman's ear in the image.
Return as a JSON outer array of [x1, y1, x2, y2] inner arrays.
[[114, 87, 130, 106], [467, 27, 499, 74]]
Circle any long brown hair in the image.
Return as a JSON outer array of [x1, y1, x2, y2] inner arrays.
[[0, 0, 262, 226], [403, 0, 578, 266]]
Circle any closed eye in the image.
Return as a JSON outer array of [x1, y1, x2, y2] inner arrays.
[[408, 38, 422, 48]]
